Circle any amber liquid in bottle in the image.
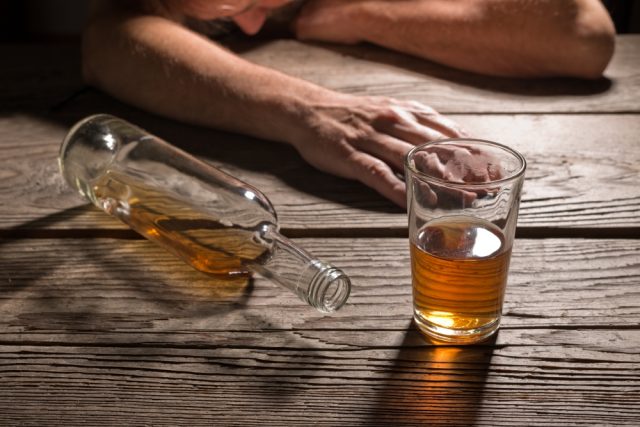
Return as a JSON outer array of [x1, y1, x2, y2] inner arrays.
[[411, 216, 512, 338], [93, 170, 268, 277], [59, 114, 352, 312]]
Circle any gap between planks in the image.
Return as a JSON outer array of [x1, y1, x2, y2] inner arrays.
[[1, 226, 640, 240]]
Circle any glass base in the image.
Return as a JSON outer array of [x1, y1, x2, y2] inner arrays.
[[414, 311, 500, 345]]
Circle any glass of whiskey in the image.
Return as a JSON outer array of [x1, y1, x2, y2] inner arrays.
[[405, 139, 526, 344]]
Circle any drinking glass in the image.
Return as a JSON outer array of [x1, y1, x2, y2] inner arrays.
[[405, 139, 526, 343]]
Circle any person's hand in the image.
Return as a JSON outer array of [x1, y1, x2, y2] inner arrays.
[[288, 93, 465, 207], [293, 0, 364, 43], [411, 144, 504, 207]]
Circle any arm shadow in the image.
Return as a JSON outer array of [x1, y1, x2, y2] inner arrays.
[[48, 91, 403, 215], [227, 38, 613, 98]]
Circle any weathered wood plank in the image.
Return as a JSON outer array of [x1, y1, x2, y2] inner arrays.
[[1, 113, 638, 233], [2, 36, 639, 113], [0, 334, 638, 426], [3, 36, 638, 427], [236, 35, 640, 114], [1, 235, 639, 424], [1, 237, 638, 339]]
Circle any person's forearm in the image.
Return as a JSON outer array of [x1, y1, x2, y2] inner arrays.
[[344, 0, 615, 78], [82, 6, 330, 144], [81, 2, 469, 207]]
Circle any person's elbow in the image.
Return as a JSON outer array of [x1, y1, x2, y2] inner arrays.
[[563, 9, 616, 79]]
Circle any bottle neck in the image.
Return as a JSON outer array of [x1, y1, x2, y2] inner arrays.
[[247, 229, 351, 312]]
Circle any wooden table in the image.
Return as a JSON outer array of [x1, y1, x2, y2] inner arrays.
[[1, 36, 639, 426]]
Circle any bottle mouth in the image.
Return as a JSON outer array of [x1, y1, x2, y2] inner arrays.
[[307, 263, 351, 313]]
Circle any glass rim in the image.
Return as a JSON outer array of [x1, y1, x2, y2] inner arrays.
[[404, 138, 527, 188]]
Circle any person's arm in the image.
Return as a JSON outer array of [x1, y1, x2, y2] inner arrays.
[[82, 1, 463, 207], [82, 1, 325, 143], [294, 0, 616, 79]]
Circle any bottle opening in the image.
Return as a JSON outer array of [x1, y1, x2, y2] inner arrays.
[[321, 273, 351, 312], [308, 265, 351, 313]]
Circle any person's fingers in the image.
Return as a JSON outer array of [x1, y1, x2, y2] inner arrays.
[[408, 104, 467, 138], [454, 143, 484, 154], [423, 144, 463, 164], [350, 133, 414, 172], [487, 163, 503, 180], [429, 181, 479, 207], [348, 151, 407, 208], [373, 116, 448, 146], [415, 146, 480, 183], [412, 150, 484, 205], [371, 103, 463, 144], [413, 180, 438, 208], [413, 151, 447, 179], [411, 180, 478, 210]]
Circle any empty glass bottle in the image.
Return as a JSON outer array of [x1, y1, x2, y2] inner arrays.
[[59, 114, 351, 312]]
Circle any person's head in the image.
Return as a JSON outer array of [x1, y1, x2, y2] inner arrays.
[[163, 0, 292, 34]]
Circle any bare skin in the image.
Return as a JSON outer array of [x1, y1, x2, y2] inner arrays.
[[82, 1, 615, 207], [411, 143, 506, 207], [295, 0, 615, 79]]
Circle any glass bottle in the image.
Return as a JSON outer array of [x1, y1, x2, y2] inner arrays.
[[59, 114, 351, 312]]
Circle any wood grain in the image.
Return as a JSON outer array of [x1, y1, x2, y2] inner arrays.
[[0, 336, 638, 426], [235, 35, 640, 114], [1, 237, 638, 338], [1, 113, 638, 233], [1, 237, 638, 425], [2, 36, 639, 113], [2, 35, 639, 427]]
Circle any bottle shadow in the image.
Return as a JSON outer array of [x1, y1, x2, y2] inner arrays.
[[0, 204, 97, 301], [0, 205, 255, 334], [368, 320, 497, 425]]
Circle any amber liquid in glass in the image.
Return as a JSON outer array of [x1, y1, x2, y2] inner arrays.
[[92, 171, 267, 277], [411, 216, 511, 341]]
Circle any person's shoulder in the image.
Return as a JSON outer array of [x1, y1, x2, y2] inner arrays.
[[269, 0, 307, 25]]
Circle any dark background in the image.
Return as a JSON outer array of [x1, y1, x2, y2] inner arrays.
[[602, 0, 640, 32], [0, 0, 638, 41]]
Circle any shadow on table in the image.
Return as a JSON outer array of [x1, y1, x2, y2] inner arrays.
[[36, 91, 404, 215], [20, 37, 614, 219], [0, 205, 255, 333], [0, 205, 88, 301], [314, 42, 613, 98], [368, 320, 496, 425]]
